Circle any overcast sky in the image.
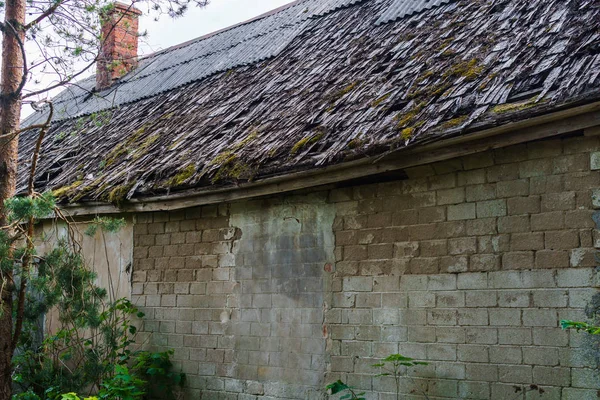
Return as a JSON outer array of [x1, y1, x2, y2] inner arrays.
[[139, 0, 295, 55]]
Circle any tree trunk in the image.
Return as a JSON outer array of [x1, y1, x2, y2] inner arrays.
[[0, 0, 26, 396]]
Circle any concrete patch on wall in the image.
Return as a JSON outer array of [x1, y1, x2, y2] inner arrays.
[[229, 196, 336, 398]]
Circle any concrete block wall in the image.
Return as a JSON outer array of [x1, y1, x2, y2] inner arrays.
[[131, 133, 600, 399], [327, 135, 600, 399], [132, 198, 336, 399]]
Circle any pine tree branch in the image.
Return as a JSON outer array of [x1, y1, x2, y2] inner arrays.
[[11, 102, 54, 353], [23, 0, 67, 30]]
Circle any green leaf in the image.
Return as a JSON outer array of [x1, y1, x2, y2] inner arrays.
[[326, 380, 349, 395]]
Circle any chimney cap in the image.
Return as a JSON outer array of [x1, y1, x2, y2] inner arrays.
[[110, 2, 142, 15]]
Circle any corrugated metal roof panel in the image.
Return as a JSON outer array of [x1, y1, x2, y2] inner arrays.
[[35, 0, 364, 123], [375, 0, 453, 25]]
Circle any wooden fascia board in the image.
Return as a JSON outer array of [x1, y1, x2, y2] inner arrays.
[[61, 101, 600, 217]]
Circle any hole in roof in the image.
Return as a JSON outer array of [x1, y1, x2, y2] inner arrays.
[[384, 101, 409, 115]]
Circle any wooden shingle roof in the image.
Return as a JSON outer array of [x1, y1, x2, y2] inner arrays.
[[17, 0, 600, 204]]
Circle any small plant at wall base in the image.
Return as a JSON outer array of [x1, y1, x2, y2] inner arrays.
[[372, 354, 429, 400], [326, 381, 365, 400], [326, 354, 428, 400]]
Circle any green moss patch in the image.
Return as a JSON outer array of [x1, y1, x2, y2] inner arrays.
[[441, 115, 468, 130], [442, 58, 484, 82], [290, 131, 325, 155], [205, 130, 260, 184], [52, 180, 83, 199], [107, 182, 135, 205], [371, 93, 391, 108], [491, 97, 540, 114], [327, 81, 360, 104], [166, 164, 197, 187]]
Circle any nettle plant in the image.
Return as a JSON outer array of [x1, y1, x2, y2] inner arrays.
[[2, 193, 183, 400], [326, 354, 428, 400], [372, 354, 429, 400]]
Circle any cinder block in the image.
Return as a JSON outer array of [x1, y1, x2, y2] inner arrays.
[[557, 268, 593, 288], [427, 343, 457, 361], [409, 257, 439, 274], [477, 200, 507, 218], [419, 240, 448, 257], [522, 347, 559, 366], [465, 364, 497, 381], [545, 230, 580, 250], [458, 309, 488, 326], [510, 232, 544, 251], [522, 309, 557, 327], [466, 184, 496, 202], [343, 277, 373, 292], [408, 326, 436, 343], [532, 327, 569, 347], [498, 365, 532, 384], [572, 368, 600, 389], [436, 291, 465, 308], [533, 366, 570, 386], [531, 211, 564, 231], [541, 192, 576, 212], [448, 237, 477, 255], [497, 179, 529, 198], [519, 159, 552, 178], [400, 274, 428, 291], [466, 291, 497, 307], [535, 250, 570, 269], [458, 381, 490, 399], [466, 218, 497, 235], [498, 290, 530, 307], [448, 203, 476, 221], [427, 309, 458, 326], [498, 215, 530, 233], [439, 255, 469, 273], [508, 196, 541, 216], [458, 169, 486, 186], [498, 328, 532, 345], [489, 308, 521, 326], [562, 388, 600, 400], [502, 251, 534, 270], [457, 273, 488, 290], [373, 309, 399, 325], [436, 327, 466, 344], [487, 160, 521, 181], [490, 346, 522, 364], [394, 242, 419, 258], [458, 344, 489, 362], [428, 274, 457, 290], [532, 289, 568, 308], [470, 254, 501, 272], [464, 327, 498, 344], [494, 231, 523, 253]]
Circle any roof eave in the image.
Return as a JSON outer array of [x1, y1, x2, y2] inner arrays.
[[58, 100, 600, 217]]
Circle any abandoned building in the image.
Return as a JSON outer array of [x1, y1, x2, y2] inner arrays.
[[17, 0, 600, 398]]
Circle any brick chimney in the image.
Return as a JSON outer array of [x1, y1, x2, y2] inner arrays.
[[96, 2, 142, 90]]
